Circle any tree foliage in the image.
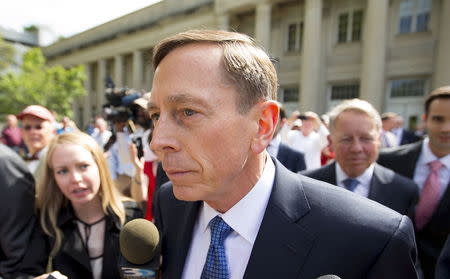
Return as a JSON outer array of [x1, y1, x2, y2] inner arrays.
[[0, 48, 87, 118], [0, 36, 16, 71]]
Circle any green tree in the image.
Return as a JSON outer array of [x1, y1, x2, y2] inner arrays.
[[0, 36, 16, 71], [0, 48, 86, 118]]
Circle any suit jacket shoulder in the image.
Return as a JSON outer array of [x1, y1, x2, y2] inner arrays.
[[370, 164, 419, 216], [276, 143, 306, 173], [300, 162, 336, 185], [378, 141, 422, 178]]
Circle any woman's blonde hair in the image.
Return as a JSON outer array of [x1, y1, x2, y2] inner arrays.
[[36, 132, 127, 256]]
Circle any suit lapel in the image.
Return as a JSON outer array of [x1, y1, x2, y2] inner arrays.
[[368, 164, 390, 205], [404, 141, 422, 177], [244, 160, 315, 278], [321, 163, 337, 185], [428, 180, 450, 230], [170, 201, 201, 278]]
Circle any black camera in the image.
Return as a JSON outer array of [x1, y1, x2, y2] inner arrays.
[[103, 88, 143, 123], [102, 76, 146, 158]]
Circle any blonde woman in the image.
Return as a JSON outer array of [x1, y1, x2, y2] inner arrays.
[[18, 132, 142, 279]]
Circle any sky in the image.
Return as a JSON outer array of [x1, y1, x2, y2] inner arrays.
[[1, 0, 161, 44]]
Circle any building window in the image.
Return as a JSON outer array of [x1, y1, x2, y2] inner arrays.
[[279, 87, 299, 103], [331, 84, 360, 100], [390, 79, 426, 97], [399, 0, 431, 34], [337, 10, 363, 43], [286, 22, 303, 52]]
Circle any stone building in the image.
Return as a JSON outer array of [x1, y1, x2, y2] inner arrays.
[[42, 0, 450, 130]]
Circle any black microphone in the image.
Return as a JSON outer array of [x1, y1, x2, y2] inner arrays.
[[316, 275, 341, 279], [119, 218, 160, 279]]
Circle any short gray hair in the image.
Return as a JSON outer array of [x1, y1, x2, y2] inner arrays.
[[328, 99, 382, 133]]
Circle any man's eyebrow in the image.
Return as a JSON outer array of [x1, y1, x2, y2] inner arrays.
[[167, 94, 209, 107], [149, 94, 211, 110], [147, 102, 158, 111]]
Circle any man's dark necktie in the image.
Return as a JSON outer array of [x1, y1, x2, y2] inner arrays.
[[201, 216, 233, 279], [342, 178, 359, 192]]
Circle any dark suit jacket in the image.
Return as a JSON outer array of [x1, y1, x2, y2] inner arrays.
[[0, 144, 35, 278], [399, 129, 422, 146], [435, 234, 450, 279], [378, 141, 450, 279], [16, 201, 143, 279], [276, 143, 306, 173], [154, 158, 418, 279], [301, 162, 419, 217]]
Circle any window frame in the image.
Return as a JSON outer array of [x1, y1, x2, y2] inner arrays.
[[285, 21, 304, 52], [337, 9, 364, 44], [398, 0, 431, 34]]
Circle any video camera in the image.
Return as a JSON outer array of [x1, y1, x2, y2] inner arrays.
[[102, 77, 147, 158]]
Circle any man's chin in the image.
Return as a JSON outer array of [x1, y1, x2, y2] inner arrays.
[[172, 184, 201, 202]]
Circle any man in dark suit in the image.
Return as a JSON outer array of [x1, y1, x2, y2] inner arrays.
[[378, 86, 450, 279], [393, 115, 422, 146], [0, 144, 35, 278], [267, 105, 306, 173], [149, 29, 418, 279], [302, 99, 419, 217]]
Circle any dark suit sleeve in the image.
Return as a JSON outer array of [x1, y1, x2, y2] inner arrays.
[[367, 216, 418, 279], [435, 235, 450, 279], [0, 147, 36, 277], [11, 224, 49, 278]]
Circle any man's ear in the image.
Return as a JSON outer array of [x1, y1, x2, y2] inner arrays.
[[327, 134, 334, 153], [251, 101, 279, 154]]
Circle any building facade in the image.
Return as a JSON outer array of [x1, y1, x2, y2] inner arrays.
[[0, 26, 40, 74], [42, 0, 450, 130]]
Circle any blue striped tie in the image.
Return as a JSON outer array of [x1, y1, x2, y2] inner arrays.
[[342, 178, 359, 192], [201, 216, 233, 279]]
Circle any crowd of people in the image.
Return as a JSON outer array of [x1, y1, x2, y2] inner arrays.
[[0, 29, 449, 279]]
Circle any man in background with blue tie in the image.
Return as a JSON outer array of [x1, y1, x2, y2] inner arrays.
[[378, 86, 450, 279], [151, 29, 418, 279], [302, 99, 419, 217]]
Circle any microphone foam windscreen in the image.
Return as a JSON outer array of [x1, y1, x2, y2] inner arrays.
[[120, 218, 160, 265]]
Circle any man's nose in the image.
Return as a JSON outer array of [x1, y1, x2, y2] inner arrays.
[[349, 138, 363, 152], [150, 117, 179, 155]]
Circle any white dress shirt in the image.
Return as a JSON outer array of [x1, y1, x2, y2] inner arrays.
[[414, 137, 450, 198], [335, 163, 375, 198], [182, 156, 275, 279]]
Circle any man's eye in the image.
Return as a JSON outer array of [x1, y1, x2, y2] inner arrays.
[[150, 113, 160, 122], [183, 109, 196, 117]]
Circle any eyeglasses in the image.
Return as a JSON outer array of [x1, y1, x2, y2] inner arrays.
[[23, 124, 43, 131]]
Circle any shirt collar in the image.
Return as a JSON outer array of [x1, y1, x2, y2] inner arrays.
[[199, 154, 275, 245], [336, 162, 375, 186], [419, 137, 450, 169]]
